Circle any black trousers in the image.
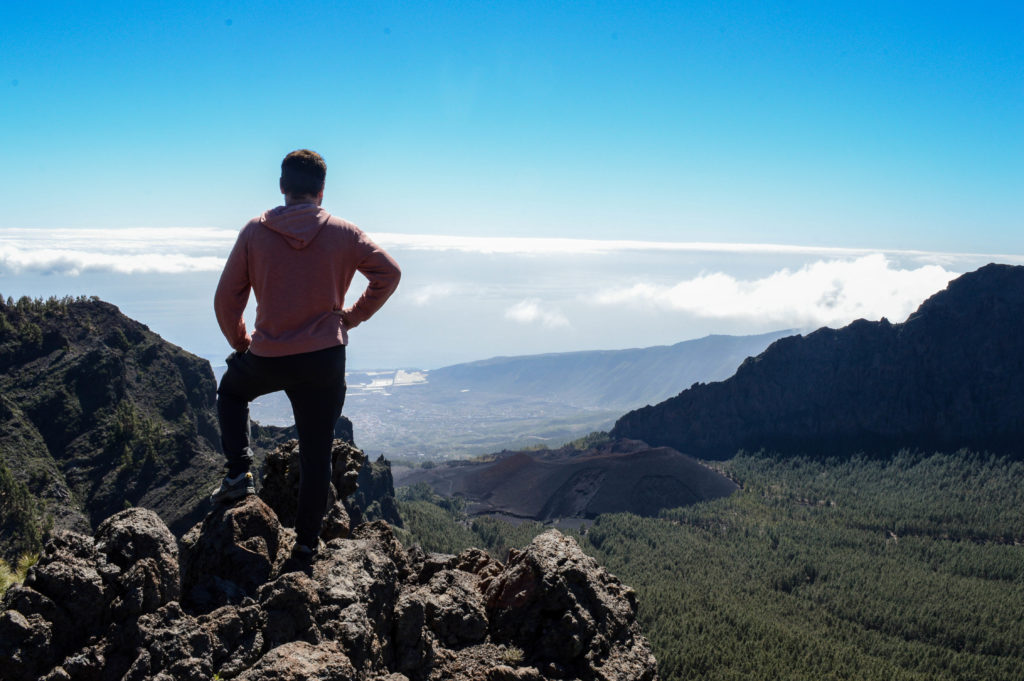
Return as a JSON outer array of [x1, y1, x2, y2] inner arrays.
[[217, 344, 347, 547]]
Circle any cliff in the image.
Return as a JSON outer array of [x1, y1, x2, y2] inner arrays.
[[612, 264, 1024, 459]]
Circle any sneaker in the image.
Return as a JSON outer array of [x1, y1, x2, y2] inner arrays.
[[210, 471, 255, 504], [281, 543, 317, 576]]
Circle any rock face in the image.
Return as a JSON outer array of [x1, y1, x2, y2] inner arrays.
[[612, 264, 1024, 460], [347, 454, 404, 527], [1, 439, 660, 681]]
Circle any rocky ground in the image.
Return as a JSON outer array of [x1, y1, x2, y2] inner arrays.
[[0, 439, 660, 681]]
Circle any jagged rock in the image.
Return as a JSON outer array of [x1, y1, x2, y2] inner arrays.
[[485, 530, 658, 680], [347, 454, 404, 527], [22, 531, 107, 654], [259, 438, 366, 541], [394, 553, 495, 675], [179, 495, 287, 610], [313, 523, 403, 670], [258, 572, 321, 647], [238, 641, 356, 680], [2, 449, 660, 681], [96, 508, 181, 616], [0, 609, 56, 681], [395, 568, 488, 674], [320, 495, 353, 542]]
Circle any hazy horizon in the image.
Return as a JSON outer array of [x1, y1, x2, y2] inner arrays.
[[2, 227, 1017, 369]]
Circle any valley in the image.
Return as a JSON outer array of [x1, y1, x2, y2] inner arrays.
[[239, 330, 791, 459], [396, 450, 1024, 681]]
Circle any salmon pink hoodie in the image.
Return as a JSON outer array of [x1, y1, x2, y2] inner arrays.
[[215, 204, 401, 357]]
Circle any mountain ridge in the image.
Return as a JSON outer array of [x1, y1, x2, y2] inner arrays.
[[0, 295, 339, 561], [249, 330, 792, 458], [426, 330, 795, 409], [0, 296, 225, 558], [612, 263, 1024, 459]]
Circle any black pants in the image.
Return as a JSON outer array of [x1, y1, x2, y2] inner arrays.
[[217, 344, 347, 547]]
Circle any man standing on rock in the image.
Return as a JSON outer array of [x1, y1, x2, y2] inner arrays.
[[212, 149, 400, 567]]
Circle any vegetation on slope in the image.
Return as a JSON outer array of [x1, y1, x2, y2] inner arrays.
[[396, 450, 1024, 681], [0, 552, 38, 601], [0, 294, 224, 558]]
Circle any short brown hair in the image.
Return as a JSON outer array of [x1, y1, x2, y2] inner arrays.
[[280, 149, 327, 197]]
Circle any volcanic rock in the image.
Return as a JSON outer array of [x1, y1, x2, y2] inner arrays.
[[259, 438, 366, 541], [1, 441, 660, 680]]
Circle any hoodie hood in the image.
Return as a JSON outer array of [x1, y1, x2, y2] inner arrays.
[[260, 204, 331, 249]]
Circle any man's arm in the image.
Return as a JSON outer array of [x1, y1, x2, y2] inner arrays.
[[341, 233, 401, 328], [214, 227, 253, 352]]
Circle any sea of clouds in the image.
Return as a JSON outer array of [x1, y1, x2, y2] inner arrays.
[[2, 227, 1019, 369]]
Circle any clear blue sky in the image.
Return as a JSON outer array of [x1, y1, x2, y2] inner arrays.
[[2, 2, 1023, 369], [4, 1, 1022, 253]]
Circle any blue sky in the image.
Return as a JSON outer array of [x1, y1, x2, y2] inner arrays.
[[2, 2, 1022, 368]]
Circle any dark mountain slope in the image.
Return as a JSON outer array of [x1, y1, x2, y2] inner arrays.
[[612, 264, 1024, 459], [0, 296, 225, 556]]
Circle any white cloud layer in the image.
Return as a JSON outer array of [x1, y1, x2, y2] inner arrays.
[[2, 227, 1021, 276], [505, 299, 570, 328], [0, 227, 236, 274], [593, 254, 958, 327], [373, 232, 1024, 264], [1, 227, 1013, 368]]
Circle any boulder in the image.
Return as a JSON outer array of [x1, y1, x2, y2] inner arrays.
[[485, 530, 658, 680], [238, 641, 356, 681], [179, 495, 287, 610], [96, 508, 181, 616]]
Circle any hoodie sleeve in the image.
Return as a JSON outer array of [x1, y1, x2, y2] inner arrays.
[[214, 225, 253, 351], [344, 231, 402, 326]]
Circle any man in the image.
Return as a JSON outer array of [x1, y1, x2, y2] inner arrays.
[[212, 149, 400, 568]]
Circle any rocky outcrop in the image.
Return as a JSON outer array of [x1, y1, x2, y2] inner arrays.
[[0, 507, 181, 681], [612, 264, 1024, 459], [347, 454, 404, 527], [258, 438, 366, 541], [1, 438, 660, 681]]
